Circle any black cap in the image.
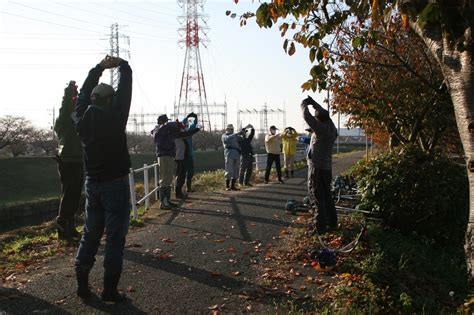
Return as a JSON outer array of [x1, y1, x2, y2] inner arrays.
[[269, 125, 277, 130], [157, 114, 169, 124]]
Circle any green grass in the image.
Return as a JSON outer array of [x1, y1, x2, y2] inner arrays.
[[0, 220, 64, 274], [0, 151, 228, 206]]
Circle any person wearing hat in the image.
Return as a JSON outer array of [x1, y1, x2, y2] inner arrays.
[[238, 124, 255, 186], [54, 80, 83, 242], [152, 114, 199, 207], [73, 55, 132, 303], [264, 125, 284, 184], [222, 124, 245, 190], [281, 126, 298, 178], [301, 96, 338, 234]]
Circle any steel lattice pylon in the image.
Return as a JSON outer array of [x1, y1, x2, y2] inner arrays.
[[174, 0, 211, 131]]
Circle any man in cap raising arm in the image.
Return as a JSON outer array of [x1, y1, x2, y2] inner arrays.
[[73, 55, 132, 303], [301, 96, 338, 235]]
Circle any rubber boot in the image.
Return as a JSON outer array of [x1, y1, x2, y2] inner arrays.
[[159, 187, 171, 210], [76, 266, 91, 300], [225, 179, 231, 191], [175, 186, 187, 199], [291, 170, 294, 178], [231, 179, 240, 191], [101, 270, 126, 303], [166, 187, 178, 208]]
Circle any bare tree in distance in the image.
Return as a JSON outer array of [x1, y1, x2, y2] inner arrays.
[[30, 128, 58, 156], [0, 115, 33, 150]]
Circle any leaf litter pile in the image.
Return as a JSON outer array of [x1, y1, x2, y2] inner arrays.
[[248, 212, 379, 313]]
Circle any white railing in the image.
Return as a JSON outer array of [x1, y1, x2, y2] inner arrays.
[[254, 149, 306, 172], [128, 163, 159, 219]]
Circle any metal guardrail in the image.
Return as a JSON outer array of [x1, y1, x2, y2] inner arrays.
[[253, 149, 306, 172], [128, 150, 306, 219], [128, 163, 159, 219]]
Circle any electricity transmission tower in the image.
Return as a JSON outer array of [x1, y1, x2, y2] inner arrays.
[[109, 23, 130, 89], [174, 0, 212, 131]]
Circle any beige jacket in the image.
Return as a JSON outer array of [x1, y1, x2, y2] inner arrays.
[[265, 133, 282, 154]]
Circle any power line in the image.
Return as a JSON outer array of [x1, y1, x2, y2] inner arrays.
[[117, 2, 178, 18], [0, 11, 102, 34], [9, 1, 108, 29], [54, 2, 175, 30], [91, 2, 175, 26]]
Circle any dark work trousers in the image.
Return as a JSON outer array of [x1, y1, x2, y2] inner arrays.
[[175, 160, 187, 190], [57, 161, 84, 222], [185, 155, 194, 189], [239, 154, 253, 184], [264, 153, 282, 181], [307, 164, 337, 230]]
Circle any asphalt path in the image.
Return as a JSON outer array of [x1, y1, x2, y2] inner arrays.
[[0, 151, 364, 314]]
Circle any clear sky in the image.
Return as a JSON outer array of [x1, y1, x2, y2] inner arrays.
[[0, 0, 343, 133]]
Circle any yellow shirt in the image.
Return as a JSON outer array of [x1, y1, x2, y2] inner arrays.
[[281, 130, 298, 155]]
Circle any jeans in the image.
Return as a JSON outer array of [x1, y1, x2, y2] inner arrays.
[[264, 153, 282, 181], [75, 175, 130, 273], [57, 161, 84, 221], [307, 164, 337, 229]]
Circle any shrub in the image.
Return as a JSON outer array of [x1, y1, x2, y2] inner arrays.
[[351, 146, 468, 242]]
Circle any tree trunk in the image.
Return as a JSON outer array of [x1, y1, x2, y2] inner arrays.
[[413, 23, 474, 278], [443, 59, 474, 279]]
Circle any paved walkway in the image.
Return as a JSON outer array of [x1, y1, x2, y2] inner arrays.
[[0, 151, 364, 314]]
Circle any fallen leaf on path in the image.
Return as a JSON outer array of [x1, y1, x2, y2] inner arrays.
[[227, 247, 237, 253], [214, 239, 225, 243], [5, 274, 16, 281], [127, 285, 136, 292], [211, 272, 221, 278], [208, 304, 218, 310], [54, 298, 66, 305], [299, 285, 307, 291], [232, 271, 241, 276], [159, 253, 173, 260], [180, 229, 189, 234], [161, 238, 176, 244]]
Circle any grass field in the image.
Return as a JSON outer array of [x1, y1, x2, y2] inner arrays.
[[0, 150, 226, 207]]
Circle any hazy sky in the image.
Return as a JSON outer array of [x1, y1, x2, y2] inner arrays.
[[0, 0, 343, 132]]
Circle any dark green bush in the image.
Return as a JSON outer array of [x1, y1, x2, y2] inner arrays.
[[351, 146, 468, 242]]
